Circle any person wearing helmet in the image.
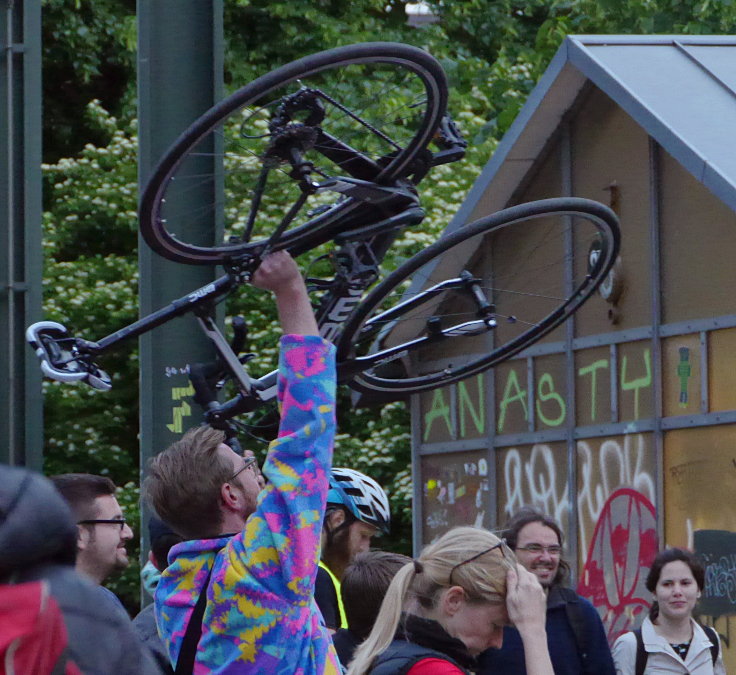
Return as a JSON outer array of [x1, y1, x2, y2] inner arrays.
[[316, 467, 391, 632]]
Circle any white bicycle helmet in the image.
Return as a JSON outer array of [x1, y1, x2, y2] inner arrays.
[[327, 467, 391, 534]]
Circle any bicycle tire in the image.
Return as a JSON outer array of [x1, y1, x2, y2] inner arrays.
[[139, 42, 448, 265], [336, 197, 621, 397]]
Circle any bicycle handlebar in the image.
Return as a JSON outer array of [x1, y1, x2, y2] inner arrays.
[[26, 321, 112, 391], [188, 359, 268, 432]]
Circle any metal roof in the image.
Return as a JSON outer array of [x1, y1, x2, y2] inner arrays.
[[357, 36, 736, 405], [448, 34, 736, 234]]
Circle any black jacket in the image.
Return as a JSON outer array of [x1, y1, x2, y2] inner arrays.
[[333, 627, 362, 669], [477, 584, 615, 675], [133, 602, 174, 674], [370, 614, 475, 675]]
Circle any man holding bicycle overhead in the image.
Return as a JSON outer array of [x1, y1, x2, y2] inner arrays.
[[144, 251, 341, 674]]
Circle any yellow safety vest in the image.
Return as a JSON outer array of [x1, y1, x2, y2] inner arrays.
[[318, 560, 346, 629]]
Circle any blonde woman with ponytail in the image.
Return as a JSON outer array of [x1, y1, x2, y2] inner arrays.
[[346, 526, 553, 675]]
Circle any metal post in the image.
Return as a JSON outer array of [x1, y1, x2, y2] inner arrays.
[[0, 0, 43, 468], [137, 0, 223, 582]]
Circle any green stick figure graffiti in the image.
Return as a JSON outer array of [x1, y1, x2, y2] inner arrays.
[[677, 347, 691, 407]]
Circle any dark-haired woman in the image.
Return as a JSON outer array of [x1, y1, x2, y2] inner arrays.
[[612, 548, 725, 675]]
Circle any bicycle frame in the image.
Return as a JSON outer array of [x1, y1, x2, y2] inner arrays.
[[28, 93, 468, 432], [26, 203, 430, 411]]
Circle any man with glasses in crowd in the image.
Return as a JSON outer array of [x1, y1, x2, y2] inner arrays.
[[144, 251, 341, 674], [51, 472, 134, 611], [477, 506, 615, 675]]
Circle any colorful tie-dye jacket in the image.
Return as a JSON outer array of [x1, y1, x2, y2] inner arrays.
[[155, 335, 341, 674]]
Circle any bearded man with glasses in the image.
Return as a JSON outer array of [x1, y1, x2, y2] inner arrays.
[[51, 473, 134, 608], [477, 506, 615, 675]]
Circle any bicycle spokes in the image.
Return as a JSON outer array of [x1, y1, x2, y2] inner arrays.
[[139, 43, 448, 264], [337, 198, 620, 396]]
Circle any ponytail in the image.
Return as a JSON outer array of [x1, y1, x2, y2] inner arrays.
[[346, 526, 512, 674]]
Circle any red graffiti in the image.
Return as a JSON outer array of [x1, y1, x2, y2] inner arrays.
[[577, 488, 657, 643]]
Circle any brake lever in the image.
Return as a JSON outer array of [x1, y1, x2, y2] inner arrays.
[[26, 321, 112, 391], [431, 114, 467, 166]]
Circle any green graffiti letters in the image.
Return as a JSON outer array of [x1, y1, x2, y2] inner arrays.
[[677, 347, 691, 407], [620, 349, 651, 420], [420, 345, 655, 440], [423, 388, 453, 441], [497, 368, 528, 433], [459, 374, 485, 437], [536, 373, 566, 427], [578, 359, 608, 422]]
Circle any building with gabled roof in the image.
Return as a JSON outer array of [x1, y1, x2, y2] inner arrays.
[[409, 35, 736, 657]]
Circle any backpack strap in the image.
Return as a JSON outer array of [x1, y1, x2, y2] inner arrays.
[[174, 563, 215, 675], [556, 587, 590, 665], [633, 623, 717, 675], [633, 628, 647, 675], [701, 625, 719, 665]]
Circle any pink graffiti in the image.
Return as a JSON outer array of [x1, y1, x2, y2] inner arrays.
[[577, 488, 657, 643]]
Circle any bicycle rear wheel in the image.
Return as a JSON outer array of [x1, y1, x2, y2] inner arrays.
[[139, 42, 448, 265], [336, 198, 620, 398]]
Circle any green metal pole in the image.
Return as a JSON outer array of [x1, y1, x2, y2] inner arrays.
[[137, 0, 223, 576], [0, 0, 43, 468]]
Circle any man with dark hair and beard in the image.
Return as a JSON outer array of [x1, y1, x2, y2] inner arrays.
[[316, 468, 391, 632], [51, 472, 134, 613], [477, 506, 615, 675]]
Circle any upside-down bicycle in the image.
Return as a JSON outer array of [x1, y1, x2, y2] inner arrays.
[[27, 42, 620, 444]]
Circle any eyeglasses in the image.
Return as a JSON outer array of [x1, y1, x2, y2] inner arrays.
[[448, 540, 507, 586], [228, 455, 258, 482], [77, 518, 128, 532], [516, 544, 562, 555]]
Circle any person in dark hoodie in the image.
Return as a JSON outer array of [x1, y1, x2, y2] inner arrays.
[[0, 464, 161, 675], [133, 516, 183, 674]]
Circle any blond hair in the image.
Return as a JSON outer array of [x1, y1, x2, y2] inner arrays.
[[347, 526, 513, 674], [143, 426, 231, 539]]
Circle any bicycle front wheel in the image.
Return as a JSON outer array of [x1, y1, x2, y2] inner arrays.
[[139, 42, 447, 265], [336, 198, 621, 398]]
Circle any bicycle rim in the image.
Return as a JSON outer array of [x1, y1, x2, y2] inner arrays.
[[336, 198, 621, 397], [139, 42, 447, 265]]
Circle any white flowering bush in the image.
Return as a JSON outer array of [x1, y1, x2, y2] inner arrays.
[[42, 102, 140, 482]]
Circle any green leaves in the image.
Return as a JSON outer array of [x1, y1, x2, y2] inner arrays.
[[42, 0, 137, 162], [42, 102, 139, 489], [43, 102, 138, 261]]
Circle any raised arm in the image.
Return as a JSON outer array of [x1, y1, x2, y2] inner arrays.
[[201, 248, 338, 671], [506, 565, 554, 675], [251, 251, 319, 337]]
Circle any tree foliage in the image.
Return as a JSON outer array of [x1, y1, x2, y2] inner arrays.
[[41, 0, 137, 162], [41, 0, 736, 608]]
